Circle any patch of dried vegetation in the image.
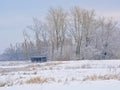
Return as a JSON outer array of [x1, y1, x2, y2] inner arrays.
[[0, 82, 6, 87], [0, 81, 13, 87], [25, 77, 55, 84], [83, 74, 120, 81]]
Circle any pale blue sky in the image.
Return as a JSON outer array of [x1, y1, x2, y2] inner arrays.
[[0, 0, 120, 54]]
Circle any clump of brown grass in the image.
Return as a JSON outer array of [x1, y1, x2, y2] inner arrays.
[[83, 74, 120, 81], [0, 81, 13, 87], [26, 77, 55, 84], [0, 82, 6, 87]]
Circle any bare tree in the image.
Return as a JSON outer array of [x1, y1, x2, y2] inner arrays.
[[70, 7, 94, 59], [82, 10, 95, 47], [1, 6, 120, 61], [47, 8, 67, 60], [100, 18, 117, 59], [27, 18, 48, 56], [69, 7, 83, 59], [22, 31, 29, 59], [93, 17, 118, 59]]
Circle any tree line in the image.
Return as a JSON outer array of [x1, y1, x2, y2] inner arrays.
[[1, 6, 120, 61]]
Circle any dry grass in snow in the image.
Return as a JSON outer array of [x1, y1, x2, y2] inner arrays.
[[83, 74, 120, 81], [1, 60, 120, 88]]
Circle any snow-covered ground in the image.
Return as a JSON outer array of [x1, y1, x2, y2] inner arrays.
[[0, 60, 120, 90]]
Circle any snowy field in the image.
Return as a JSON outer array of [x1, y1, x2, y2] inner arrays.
[[0, 60, 120, 90]]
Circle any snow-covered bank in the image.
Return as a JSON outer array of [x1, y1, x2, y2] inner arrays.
[[0, 60, 120, 90], [1, 81, 120, 90]]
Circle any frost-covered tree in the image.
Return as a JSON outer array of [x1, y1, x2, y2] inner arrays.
[[47, 8, 67, 60], [69, 7, 96, 59], [1, 6, 120, 61]]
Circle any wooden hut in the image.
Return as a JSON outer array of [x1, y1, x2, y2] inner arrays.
[[31, 56, 47, 62]]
